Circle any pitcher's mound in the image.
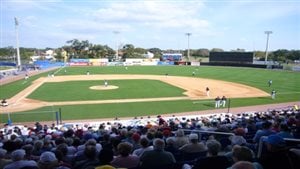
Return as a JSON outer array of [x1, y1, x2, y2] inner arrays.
[[90, 85, 119, 90]]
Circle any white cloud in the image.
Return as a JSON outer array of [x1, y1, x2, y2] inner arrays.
[[22, 16, 39, 27], [4, 0, 61, 11], [89, 1, 210, 31], [2, 0, 299, 50]]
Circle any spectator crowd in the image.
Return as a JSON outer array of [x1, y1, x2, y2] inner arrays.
[[0, 105, 299, 169]]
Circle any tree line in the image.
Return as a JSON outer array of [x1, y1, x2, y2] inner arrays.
[[0, 39, 299, 63]]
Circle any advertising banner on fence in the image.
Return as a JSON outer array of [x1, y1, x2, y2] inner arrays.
[[69, 59, 89, 66], [107, 62, 124, 66], [157, 61, 175, 65], [125, 59, 143, 65], [191, 61, 200, 66], [89, 59, 109, 66]]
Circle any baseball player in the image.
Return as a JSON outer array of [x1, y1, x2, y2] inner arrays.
[[24, 74, 29, 80], [104, 80, 108, 87], [215, 96, 220, 108], [268, 80, 272, 87], [221, 96, 227, 107], [206, 87, 210, 97], [271, 89, 276, 99], [1, 99, 8, 107]]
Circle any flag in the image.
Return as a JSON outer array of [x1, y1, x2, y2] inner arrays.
[[14, 17, 18, 26]]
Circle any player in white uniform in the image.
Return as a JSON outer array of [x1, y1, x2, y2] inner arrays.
[[271, 89, 276, 99], [25, 74, 29, 80]]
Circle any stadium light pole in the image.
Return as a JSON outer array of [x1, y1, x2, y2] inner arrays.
[[113, 31, 120, 60], [15, 17, 21, 70], [264, 31, 272, 65], [185, 33, 191, 61]]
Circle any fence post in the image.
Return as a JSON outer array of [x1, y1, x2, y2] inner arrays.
[[7, 112, 12, 125], [59, 108, 62, 124], [227, 98, 231, 113], [55, 111, 59, 125]]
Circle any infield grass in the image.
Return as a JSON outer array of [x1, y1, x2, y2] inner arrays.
[[28, 79, 185, 101]]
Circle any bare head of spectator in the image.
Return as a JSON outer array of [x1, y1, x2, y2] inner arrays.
[[84, 145, 97, 160], [65, 137, 74, 146], [146, 132, 154, 141], [25, 138, 33, 145], [230, 135, 247, 146], [234, 128, 246, 136], [279, 123, 291, 132], [14, 138, 23, 149], [120, 128, 128, 137], [22, 144, 33, 159], [11, 149, 26, 161], [154, 131, 163, 139], [38, 151, 58, 169], [189, 133, 199, 143], [117, 142, 133, 157], [231, 161, 255, 169], [166, 137, 175, 146], [153, 138, 165, 151], [163, 129, 171, 138], [85, 138, 97, 146], [56, 143, 68, 156], [54, 150, 64, 163], [140, 137, 150, 148], [32, 140, 43, 156], [262, 121, 272, 130], [206, 139, 221, 156], [176, 129, 185, 137], [232, 145, 254, 162], [2, 140, 16, 153], [0, 148, 7, 159], [54, 137, 66, 146]]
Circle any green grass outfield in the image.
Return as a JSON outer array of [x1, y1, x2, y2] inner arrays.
[[0, 66, 299, 123]]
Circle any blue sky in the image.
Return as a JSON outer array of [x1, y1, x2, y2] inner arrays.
[[1, 0, 300, 51]]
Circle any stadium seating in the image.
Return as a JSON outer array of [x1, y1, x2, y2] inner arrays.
[[0, 105, 299, 169]]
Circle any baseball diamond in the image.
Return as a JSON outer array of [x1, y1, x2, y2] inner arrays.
[[0, 66, 299, 123]]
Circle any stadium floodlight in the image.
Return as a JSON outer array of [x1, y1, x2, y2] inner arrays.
[[185, 33, 192, 61], [113, 31, 120, 60], [15, 17, 21, 70], [264, 31, 273, 65]]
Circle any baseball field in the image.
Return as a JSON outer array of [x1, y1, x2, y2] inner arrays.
[[0, 66, 299, 123]]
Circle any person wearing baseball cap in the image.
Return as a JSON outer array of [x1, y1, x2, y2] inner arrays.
[[259, 135, 292, 169], [263, 135, 286, 148]]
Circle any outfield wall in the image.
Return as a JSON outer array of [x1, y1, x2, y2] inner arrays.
[[69, 58, 162, 66]]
